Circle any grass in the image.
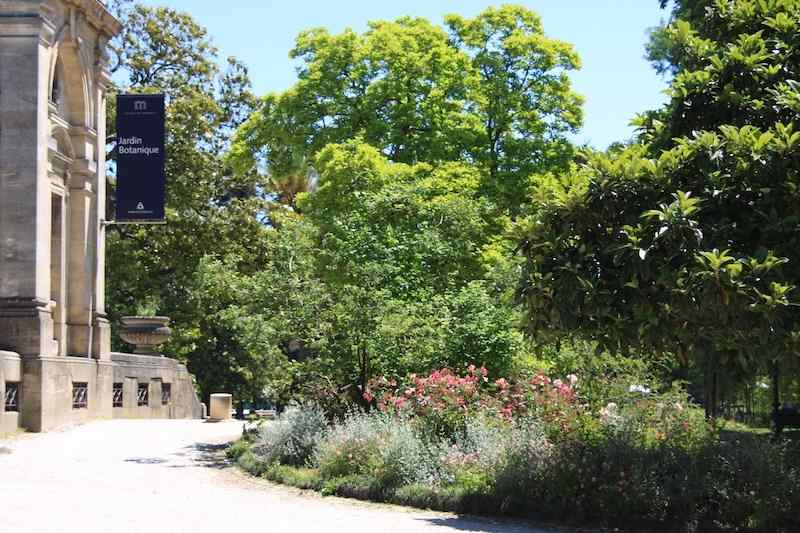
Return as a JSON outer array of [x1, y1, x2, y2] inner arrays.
[[719, 419, 800, 445], [264, 464, 323, 490]]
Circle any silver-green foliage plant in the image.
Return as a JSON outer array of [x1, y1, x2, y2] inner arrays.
[[251, 403, 327, 467], [313, 410, 437, 488]]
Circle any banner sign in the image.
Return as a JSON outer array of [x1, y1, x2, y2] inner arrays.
[[115, 94, 166, 223]]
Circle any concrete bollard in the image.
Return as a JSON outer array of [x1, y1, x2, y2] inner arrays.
[[209, 393, 232, 421]]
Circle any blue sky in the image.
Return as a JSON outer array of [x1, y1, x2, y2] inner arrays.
[[139, 1, 671, 149]]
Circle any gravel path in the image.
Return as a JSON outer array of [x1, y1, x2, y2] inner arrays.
[[0, 419, 574, 533]]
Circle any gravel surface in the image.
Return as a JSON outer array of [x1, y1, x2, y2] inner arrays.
[[0, 419, 573, 533]]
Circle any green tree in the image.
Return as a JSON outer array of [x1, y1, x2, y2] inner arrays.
[[301, 143, 522, 398], [189, 142, 524, 408], [105, 3, 269, 402], [517, 0, 800, 417], [302, 141, 501, 296], [230, 5, 582, 215]]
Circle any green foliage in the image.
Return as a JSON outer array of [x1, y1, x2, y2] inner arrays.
[[250, 404, 328, 467], [230, 5, 582, 215], [236, 387, 800, 532], [105, 4, 268, 401], [225, 438, 251, 462], [518, 0, 800, 415], [190, 144, 523, 406], [313, 411, 437, 488], [264, 464, 323, 490], [304, 142, 498, 295]]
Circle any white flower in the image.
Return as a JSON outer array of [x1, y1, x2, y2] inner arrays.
[[599, 402, 622, 426]]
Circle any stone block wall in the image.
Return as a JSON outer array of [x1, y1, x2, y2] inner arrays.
[[110, 353, 203, 420], [0, 350, 202, 433], [0, 351, 21, 433]]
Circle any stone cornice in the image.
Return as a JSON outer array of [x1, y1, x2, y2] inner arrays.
[[63, 0, 121, 38]]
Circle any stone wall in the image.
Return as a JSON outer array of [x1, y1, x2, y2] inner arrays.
[[0, 351, 21, 433], [0, 350, 202, 433], [110, 353, 203, 420]]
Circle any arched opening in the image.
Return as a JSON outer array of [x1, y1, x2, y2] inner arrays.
[[50, 45, 92, 129], [48, 43, 100, 358], [50, 59, 64, 112]]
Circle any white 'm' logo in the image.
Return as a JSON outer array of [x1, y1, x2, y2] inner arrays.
[[134, 100, 147, 111]]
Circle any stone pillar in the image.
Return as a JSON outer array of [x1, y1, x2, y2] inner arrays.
[[0, 0, 120, 432], [150, 379, 163, 417], [66, 159, 96, 357], [209, 394, 233, 421], [93, 64, 112, 360], [0, 2, 58, 359]]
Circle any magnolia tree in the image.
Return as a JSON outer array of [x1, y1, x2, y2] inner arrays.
[[517, 0, 800, 417]]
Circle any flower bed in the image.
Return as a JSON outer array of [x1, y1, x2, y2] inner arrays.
[[229, 368, 800, 532]]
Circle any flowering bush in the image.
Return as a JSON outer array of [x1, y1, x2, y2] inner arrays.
[[369, 365, 585, 440], [313, 410, 437, 488], [597, 385, 716, 450], [235, 370, 800, 532]]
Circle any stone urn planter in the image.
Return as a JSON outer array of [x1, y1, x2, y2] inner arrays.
[[119, 316, 172, 355]]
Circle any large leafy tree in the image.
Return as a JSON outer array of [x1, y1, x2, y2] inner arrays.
[[302, 142, 522, 393], [200, 143, 523, 406], [517, 0, 800, 417], [230, 5, 582, 215], [105, 3, 270, 400]]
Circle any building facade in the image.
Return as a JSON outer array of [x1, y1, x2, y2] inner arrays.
[[0, 0, 202, 432]]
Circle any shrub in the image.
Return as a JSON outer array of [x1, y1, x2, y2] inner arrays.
[[492, 417, 553, 500], [251, 403, 327, 467], [264, 464, 323, 490], [370, 366, 582, 440], [321, 474, 386, 500], [226, 438, 252, 461], [235, 367, 800, 533], [237, 448, 268, 476], [314, 410, 437, 488]]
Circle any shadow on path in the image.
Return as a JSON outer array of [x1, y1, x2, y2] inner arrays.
[[191, 442, 231, 469], [122, 443, 230, 469], [124, 457, 167, 464], [161, 441, 231, 469], [419, 517, 563, 533]]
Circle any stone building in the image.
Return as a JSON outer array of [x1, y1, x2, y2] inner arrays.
[[0, 0, 202, 432]]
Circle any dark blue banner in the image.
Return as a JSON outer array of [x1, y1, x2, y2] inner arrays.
[[116, 94, 166, 222]]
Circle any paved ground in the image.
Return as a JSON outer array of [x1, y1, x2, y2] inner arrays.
[[0, 419, 572, 533]]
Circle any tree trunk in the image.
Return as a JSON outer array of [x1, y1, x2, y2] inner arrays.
[[704, 353, 720, 420]]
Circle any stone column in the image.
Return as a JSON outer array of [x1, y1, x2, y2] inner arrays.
[[92, 57, 113, 360], [66, 158, 96, 357], [0, 2, 58, 359]]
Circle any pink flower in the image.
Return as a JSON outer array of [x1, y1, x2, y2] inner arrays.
[[567, 374, 578, 386], [362, 391, 374, 403]]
